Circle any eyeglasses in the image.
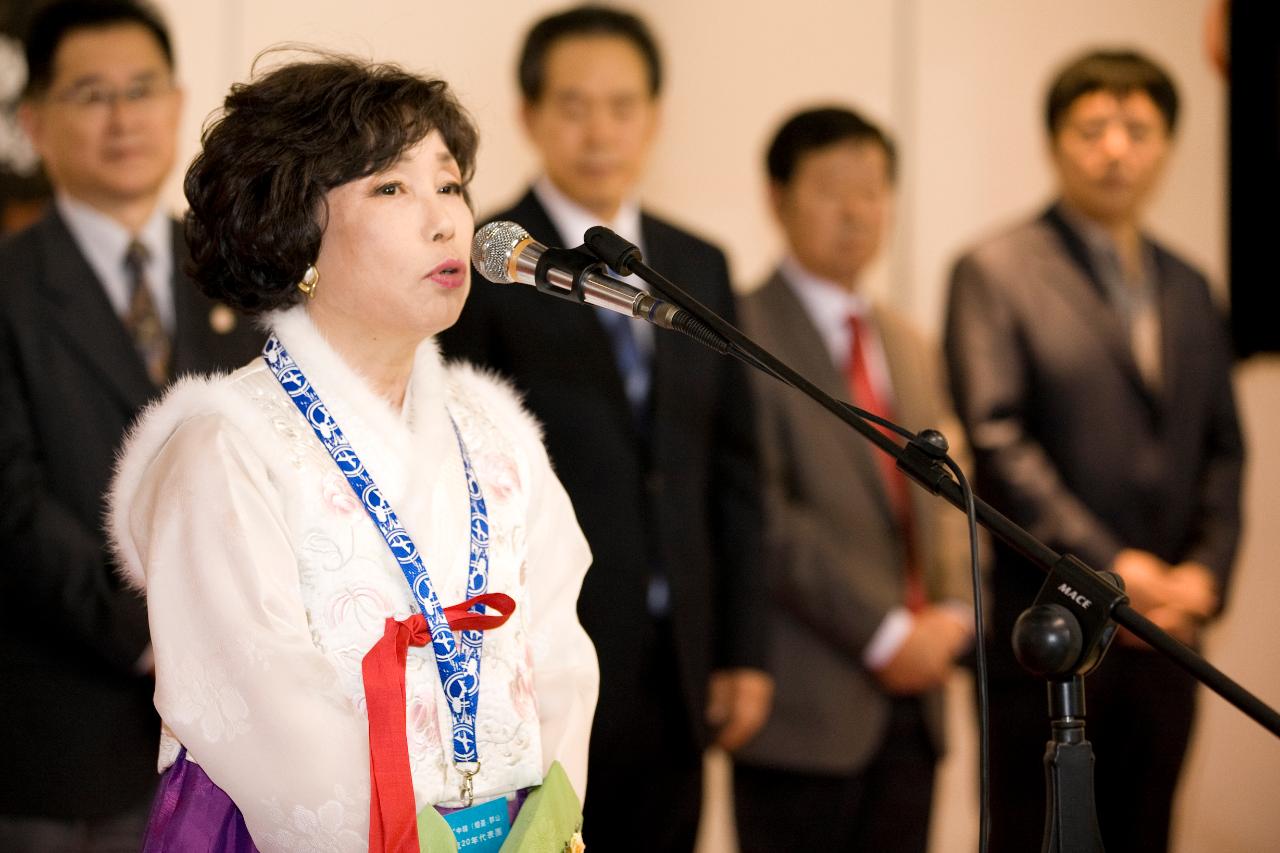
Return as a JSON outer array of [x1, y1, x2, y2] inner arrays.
[[52, 78, 175, 111]]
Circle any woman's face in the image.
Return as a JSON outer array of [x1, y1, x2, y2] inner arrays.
[[310, 130, 474, 346]]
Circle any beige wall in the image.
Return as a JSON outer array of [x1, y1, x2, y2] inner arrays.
[[150, 1, 1279, 849], [157, 0, 1227, 318], [1173, 356, 1280, 853]]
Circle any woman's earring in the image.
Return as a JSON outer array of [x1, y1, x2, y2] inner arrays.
[[297, 264, 320, 298]]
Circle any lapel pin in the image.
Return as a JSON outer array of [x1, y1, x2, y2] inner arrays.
[[209, 304, 237, 335]]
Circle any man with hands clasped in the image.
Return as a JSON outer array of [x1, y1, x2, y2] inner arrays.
[[731, 106, 975, 853]]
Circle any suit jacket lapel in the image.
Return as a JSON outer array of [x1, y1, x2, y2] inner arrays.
[[1037, 209, 1160, 418], [169, 218, 204, 372], [37, 210, 154, 412], [509, 189, 565, 250], [1153, 247, 1187, 426], [642, 213, 724, 449], [765, 272, 897, 527], [641, 214, 676, 430], [514, 191, 639, 437]]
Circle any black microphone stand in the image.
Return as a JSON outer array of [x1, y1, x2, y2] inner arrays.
[[1009, 558, 1121, 852], [575, 225, 1280, 852]]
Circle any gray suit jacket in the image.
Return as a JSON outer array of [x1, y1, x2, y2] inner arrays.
[[944, 205, 1244, 680], [734, 271, 973, 774]]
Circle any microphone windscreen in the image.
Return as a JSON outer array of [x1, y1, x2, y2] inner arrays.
[[471, 221, 531, 284]]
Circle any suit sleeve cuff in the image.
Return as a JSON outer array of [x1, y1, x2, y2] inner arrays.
[[863, 607, 913, 671]]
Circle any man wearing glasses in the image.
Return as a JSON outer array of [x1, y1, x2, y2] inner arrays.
[[0, 3, 257, 849]]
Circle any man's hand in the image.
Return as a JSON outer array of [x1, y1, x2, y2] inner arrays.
[[1117, 605, 1202, 648], [1111, 553, 1217, 648], [1165, 562, 1218, 621], [872, 607, 971, 696], [706, 668, 775, 751], [1143, 606, 1201, 646], [1110, 548, 1172, 613]]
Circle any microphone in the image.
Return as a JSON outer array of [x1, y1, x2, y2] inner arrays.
[[471, 221, 685, 330]]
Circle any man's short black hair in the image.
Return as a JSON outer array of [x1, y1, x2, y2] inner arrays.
[[518, 4, 662, 102], [23, 0, 173, 99], [766, 106, 897, 186], [1045, 49, 1179, 135]]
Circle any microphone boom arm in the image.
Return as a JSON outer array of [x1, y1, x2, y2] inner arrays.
[[579, 225, 1280, 741]]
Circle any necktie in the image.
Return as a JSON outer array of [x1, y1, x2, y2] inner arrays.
[[846, 313, 926, 613], [1127, 282, 1162, 393], [598, 307, 650, 427], [597, 287, 664, 615], [1104, 244, 1162, 394], [123, 239, 170, 386]]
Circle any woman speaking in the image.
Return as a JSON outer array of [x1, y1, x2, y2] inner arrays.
[[109, 54, 597, 851]]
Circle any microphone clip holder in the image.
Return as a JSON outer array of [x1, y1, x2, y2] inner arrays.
[[1014, 555, 1125, 681], [895, 428, 955, 495], [531, 245, 607, 304], [584, 225, 642, 275]]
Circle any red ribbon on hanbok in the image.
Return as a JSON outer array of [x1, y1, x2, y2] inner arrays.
[[442, 593, 517, 633], [362, 594, 516, 853]]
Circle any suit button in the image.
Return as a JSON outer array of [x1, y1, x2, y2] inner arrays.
[[646, 472, 665, 496]]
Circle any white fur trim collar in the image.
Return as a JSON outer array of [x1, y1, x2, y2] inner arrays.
[[108, 306, 542, 594]]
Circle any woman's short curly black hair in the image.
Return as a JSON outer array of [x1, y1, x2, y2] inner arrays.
[[184, 51, 478, 315]]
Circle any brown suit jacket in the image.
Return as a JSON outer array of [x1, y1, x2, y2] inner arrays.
[[734, 270, 974, 774]]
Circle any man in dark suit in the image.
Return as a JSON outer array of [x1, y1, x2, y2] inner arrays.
[[732, 107, 974, 853], [439, 6, 772, 850], [945, 49, 1244, 853], [0, 3, 259, 849]]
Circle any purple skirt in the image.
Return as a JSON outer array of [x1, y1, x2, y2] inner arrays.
[[142, 748, 532, 851], [143, 748, 259, 853]]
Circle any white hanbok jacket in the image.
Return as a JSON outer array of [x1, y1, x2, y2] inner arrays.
[[109, 307, 598, 852]]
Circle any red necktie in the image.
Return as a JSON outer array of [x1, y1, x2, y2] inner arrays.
[[846, 313, 927, 613]]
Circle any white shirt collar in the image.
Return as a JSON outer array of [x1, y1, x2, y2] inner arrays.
[[55, 193, 175, 331], [779, 256, 894, 400], [531, 176, 653, 354], [532, 176, 644, 255], [780, 256, 871, 361]]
